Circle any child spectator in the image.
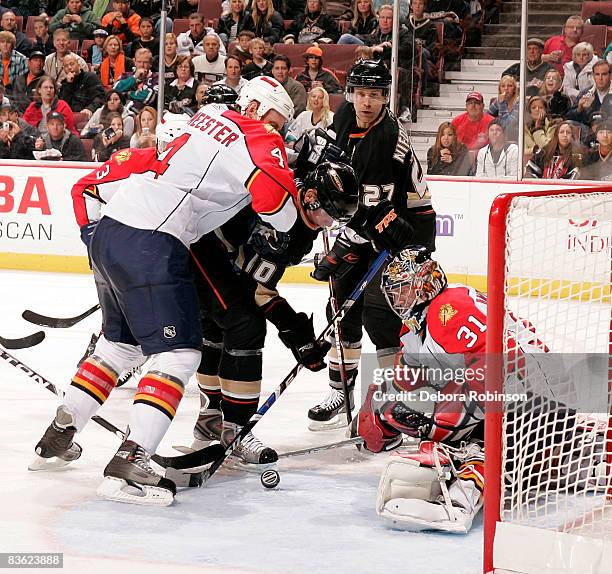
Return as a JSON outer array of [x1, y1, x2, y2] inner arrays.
[[93, 111, 130, 161], [242, 37, 272, 80], [129, 17, 159, 58], [83, 28, 108, 70], [32, 16, 54, 56], [232, 30, 255, 66]]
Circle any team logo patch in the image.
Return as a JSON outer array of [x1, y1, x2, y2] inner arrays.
[[163, 326, 176, 338], [438, 304, 457, 326], [114, 150, 132, 164]]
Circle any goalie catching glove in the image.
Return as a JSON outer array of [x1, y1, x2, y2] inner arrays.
[[277, 312, 331, 371]]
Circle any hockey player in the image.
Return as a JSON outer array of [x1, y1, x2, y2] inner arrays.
[[307, 60, 437, 429], [31, 75, 298, 506], [190, 161, 359, 467]]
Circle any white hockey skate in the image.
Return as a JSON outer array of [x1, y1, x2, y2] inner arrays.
[[97, 440, 176, 506], [307, 387, 354, 431], [29, 406, 82, 471], [222, 422, 278, 472]]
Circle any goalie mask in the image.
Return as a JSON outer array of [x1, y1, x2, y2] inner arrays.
[[301, 161, 359, 225], [382, 247, 447, 330]]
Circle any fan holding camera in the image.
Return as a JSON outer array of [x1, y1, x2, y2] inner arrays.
[[93, 112, 130, 161], [0, 112, 37, 160]]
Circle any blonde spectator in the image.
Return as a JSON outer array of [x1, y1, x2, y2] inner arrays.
[[354, 45, 374, 61], [562, 41, 598, 102], [426, 121, 471, 175], [524, 95, 559, 154], [242, 37, 272, 80], [250, 0, 284, 46], [539, 68, 563, 101], [155, 33, 179, 86], [287, 86, 334, 144], [129, 105, 157, 148], [99, 34, 132, 88], [488, 74, 519, 141]]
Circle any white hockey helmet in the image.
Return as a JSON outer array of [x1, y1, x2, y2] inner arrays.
[[156, 112, 190, 152], [237, 76, 294, 124]]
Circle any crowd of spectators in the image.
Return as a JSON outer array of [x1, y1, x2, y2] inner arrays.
[[0, 0, 490, 162], [426, 14, 612, 181]]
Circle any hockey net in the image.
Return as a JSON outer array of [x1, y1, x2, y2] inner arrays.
[[484, 188, 612, 574]]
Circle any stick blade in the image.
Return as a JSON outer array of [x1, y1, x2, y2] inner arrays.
[[22, 304, 100, 328], [0, 330, 45, 349]]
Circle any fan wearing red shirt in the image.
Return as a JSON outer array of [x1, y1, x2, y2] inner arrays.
[[451, 91, 493, 161], [542, 15, 584, 75]]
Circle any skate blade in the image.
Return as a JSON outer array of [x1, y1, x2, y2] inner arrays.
[[224, 456, 278, 474], [96, 477, 174, 506], [308, 414, 350, 432], [28, 454, 74, 471], [172, 437, 221, 455]]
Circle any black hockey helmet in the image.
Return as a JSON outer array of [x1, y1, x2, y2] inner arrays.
[[302, 161, 359, 223], [345, 59, 392, 102], [204, 84, 239, 105]]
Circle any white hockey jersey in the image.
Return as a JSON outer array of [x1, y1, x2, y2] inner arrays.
[[100, 104, 297, 246]]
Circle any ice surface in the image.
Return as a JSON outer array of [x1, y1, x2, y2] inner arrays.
[[0, 270, 482, 574]]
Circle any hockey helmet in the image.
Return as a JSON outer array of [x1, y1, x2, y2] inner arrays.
[[156, 112, 190, 152], [302, 161, 359, 224], [237, 75, 294, 124], [345, 59, 392, 103], [204, 84, 239, 105], [381, 247, 447, 329]]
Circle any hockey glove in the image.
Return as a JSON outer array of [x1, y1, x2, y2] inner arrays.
[[80, 221, 97, 248], [248, 222, 291, 257], [277, 312, 331, 372], [360, 200, 414, 255], [350, 383, 403, 453], [311, 233, 361, 281]]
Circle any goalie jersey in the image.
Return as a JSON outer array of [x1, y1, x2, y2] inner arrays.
[[72, 104, 298, 245]]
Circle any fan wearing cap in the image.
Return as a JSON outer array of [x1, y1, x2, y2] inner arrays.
[[11, 50, 46, 113], [49, 0, 101, 42], [33, 110, 87, 161], [502, 38, 553, 94], [295, 46, 342, 94], [451, 91, 493, 159], [83, 29, 109, 70], [581, 119, 612, 180], [283, 0, 340, 44]]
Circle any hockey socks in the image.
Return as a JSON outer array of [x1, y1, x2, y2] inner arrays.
[[328, 338, 361, 391]]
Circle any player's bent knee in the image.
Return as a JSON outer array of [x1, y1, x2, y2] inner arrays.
[[94, 335, 145, 375], [147, 348, 202, 383]]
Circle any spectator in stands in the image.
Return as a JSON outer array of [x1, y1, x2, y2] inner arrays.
[[130, 0, 173, 35], [44, 29, 87, 82], [538, 68, 563, 103], [524, 95, 559, 154], [114, 47, 158, 110], [49, 0, 100, 41], [102, 0, 141, 44], [566, 60, 611, 129], [423, 0, 465, 69], [503, 38, 553, 96], [214, 54, 248, 95], [489, 74, 519, 141], [580, 119, 612, 180], [250, 0, 284, 46], [452, 91, 493, 156], [176, 13, 213, 57], [129, 17, 159, 58], [284, 0, 340, 44], [193, 33, 227, 85], [58, 53, 105, 120], [81, 89, 134, 138], [11, 50, 45, 112], [295, 46, 342, 93], [165, 55, 197, 111], [83, 28, 108, 70], [0, 31, 28, 97], [562, 42, 598, 103], [154, 32, 179, 86], [406, 0, 440, 96], [32, 16, 54, 56], [427, 121, 471, 175], [99, 34, 132, 88], [129, 104, 156, 147], [1, 11, 31, 57], [232, 29, 255, 66], [271, 53, 307, 115], [364, 5, 413, 70], [475, 119, 519, 179], [242, 37, 272, 80], [0, 105, 37, 159], [217, 0, 255, 47], [525, 121, 582, 179], [542, 15, 583, 75], [33, 110, 86, 160], [24, 75, 78, 135], [93, 111, 130, 161], [338, 0, 378, 43], [287, 85, 333, 143]]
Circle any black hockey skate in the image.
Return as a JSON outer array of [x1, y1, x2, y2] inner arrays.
[[222, 422, 278, 471], [308, 385, 355, 431], [97, 440, 176, 506], [29, 406, 82, 471]]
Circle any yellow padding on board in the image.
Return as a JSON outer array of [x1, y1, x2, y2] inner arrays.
[[0, 253, 91, 274]]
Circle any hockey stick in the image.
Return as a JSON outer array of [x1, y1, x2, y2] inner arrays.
[[279, 437, 363, 458], [0, 330, 45, 350], [22, 304, 100, 328], [163, 249, 390, 472], [322, 230, 353, 426], [0, 345, 222, 469]]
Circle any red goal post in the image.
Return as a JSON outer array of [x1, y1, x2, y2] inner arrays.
[[484, 187, 612, 574]]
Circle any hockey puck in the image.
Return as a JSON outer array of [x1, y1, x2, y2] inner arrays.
[[260, 469, 280, 489]]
